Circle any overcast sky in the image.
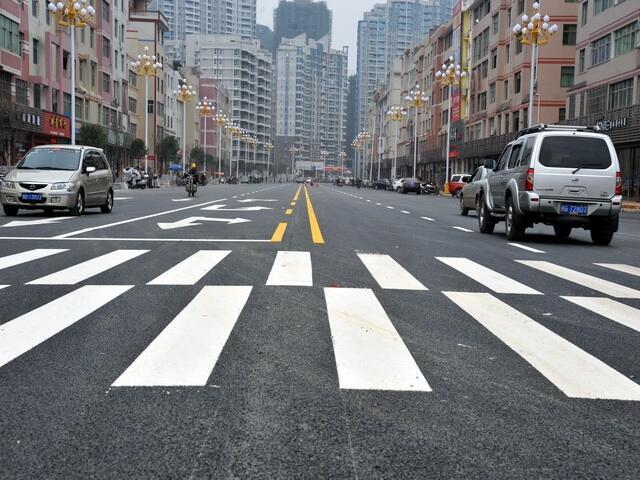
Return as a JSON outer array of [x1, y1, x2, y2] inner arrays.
[[257, 0, 376, 75]]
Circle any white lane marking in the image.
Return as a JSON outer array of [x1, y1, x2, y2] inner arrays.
[[0, 249, 68, 271], [148, 250, 231, 285], [594, 263, 640, 277], [114, 197, 133, 200], [232, 196, 238, 199], [0, 285, 133, 369], [366, 200, 372, 203], [517, 261, 640, 299], [375, 203, 382, 206], [0, 285, 9, 290], [53, 199, 227, 238], [2, 217, 74, 228], [444, 292, 640, 400], [157, 216, 251, 230], [0, 236, 271, 243], [436, 257, 541, 295], [171, 199, 193, 202], [266, 251, 313, 286], [508, 243, 546, 253], [324, 288, 431, 392], [357, 253, 427, 291], [453, 226, 472, 232], [401, 211, 411, 215], [112, 286, 252, 387], [386, 206, 394, 209], [562, 297, 640, 334], [202, 204, 272, 211], [27, 250, 148, 285], [237, 199, 278, 203], [421, 216, 434, 221]]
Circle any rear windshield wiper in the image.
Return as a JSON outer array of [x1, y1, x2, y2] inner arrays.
[[572, 163, 603, 174]]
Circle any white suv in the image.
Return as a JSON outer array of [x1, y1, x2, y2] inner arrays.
[[477, 124, 622, 245]]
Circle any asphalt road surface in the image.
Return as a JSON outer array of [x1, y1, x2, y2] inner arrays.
[[1, 183, 639, 479]]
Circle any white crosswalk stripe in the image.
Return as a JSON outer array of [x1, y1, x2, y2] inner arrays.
[[0, 285, 133, 369], [112, 286, 252, 387], [0, 285, 9, 290], [357, 253, 427, 290], [562, 296, 640, 334], [324, 287, 431, 391], [445, 291, 640, 400], [266, 251, 313, 286], [147, 250, 231, 285], [594, 263, 640, 278], [0, 248, 68, 271], [436, 257, 541, 294], [27, 250, 149, 285], [517, 261, 640, 298]]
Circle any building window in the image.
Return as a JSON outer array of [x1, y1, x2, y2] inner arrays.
[[614, 22, 638, 57], [587, 85, 607, 114], [78, 59, 86, 82], [492, 14, 499, 35], [568, 94, 576, 118], [103, 36, 110, 58], [90, 27, 95, 48], [114, 19, 118, 39], [489, 83, 496, 103], [63, 92, 71, 116], [504, 80, 509, 99], [591, 34, 610, 66], [102, 0, 110, 22], [31, 0, 38, 18], [559, 108, 566, 122], [514, 72, 521, 94], [33, 84, 41, 109], [609, 79, 633, 109], [91, 61, 97, 89], [102, 72, 110, 93], [594, 0, 613, 15], [579, 48, 586, 73], [491, 48, 497, 69], [478, 91, 487, 111], [51, 89, 58, 112], [147, 100, 153, 114], [515, 39, 522, 55], [128, 97, 137, 113], [16, 79, 28, 105], [481, 60, 488, 79], [505, 44, 510, 64], [517, 0, 525, 14], [560, 66, 574, 87], [129, 70, 137, 87], [114, 49, 118, 69], [62, 50, 70, 75], [0, 15, 20, 55], [563, 25, 577, 45], [32, 38, 39, 64], [581, 1, 588, 26]]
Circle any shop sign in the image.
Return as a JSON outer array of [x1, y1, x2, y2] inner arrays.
[[43, 112, 71, 138], [596, 117, 627, 131]]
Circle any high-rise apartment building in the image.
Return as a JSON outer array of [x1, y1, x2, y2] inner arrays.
[[273, 0, 332, 50], [356, 0, 453, 132]]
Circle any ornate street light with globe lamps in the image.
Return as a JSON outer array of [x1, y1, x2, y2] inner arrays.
[[436, 59, 466, 193], [214, 112, 228, 178], [47, 0, 96, 146], [173, 82, 197, 173], [289, 145, 298, 179], [338, 151, 347, 179], [358, 131, 372, 182], [405, 85, 429, 180], [225, 121, 239, 177], [512, 2, 558, 127], [386, 106, 407, 180], [264, 142, 273, 180], [196, 97, 215, 176], [130, 47, 162, 173]]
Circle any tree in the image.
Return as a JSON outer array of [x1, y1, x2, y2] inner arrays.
[[189, 146, 204, 166], [77, 124, 107, 150], [129, 138, 147, 161], [156, 135, 180, 171]]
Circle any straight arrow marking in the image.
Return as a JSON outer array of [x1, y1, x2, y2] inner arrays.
[[157, 216, 251, 230], [1, 217, 74, 228], [201, 204, 272, 211]]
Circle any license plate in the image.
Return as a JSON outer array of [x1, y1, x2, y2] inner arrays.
[[560, 203, 588, 216], [21, 193, 43, 202]]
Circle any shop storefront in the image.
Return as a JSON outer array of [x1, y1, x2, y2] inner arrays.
[[8, 106, 71, 164]]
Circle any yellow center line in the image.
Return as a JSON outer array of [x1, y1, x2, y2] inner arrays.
[[285, 209, 293, 215], [303, 186, 325, 244], [290, 202, 296, 206], [271, 223, 287, 242], [293, 185, 302, 201]]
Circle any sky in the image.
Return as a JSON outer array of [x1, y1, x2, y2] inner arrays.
[[256, 0, 377, 75]]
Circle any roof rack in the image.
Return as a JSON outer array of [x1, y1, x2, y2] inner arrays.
[[516, 123, 603, 138]]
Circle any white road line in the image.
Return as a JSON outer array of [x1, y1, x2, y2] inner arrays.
[[115, 197, 133, 200], [366, 200, 372, 203], [266, 251, 313, 286], [444, 292, 640, 400], [112, 286, 252, 387], [436, 257, 541, 295], [401, 211, 411, 215], [148, 250, 231, 285], [421, 216, 434, 221], [0, 249, 68, 271], [517, 261, 640, 298], [452, 226, 473, 232], [53, 199, 227, 238], [0, 285, 9, 290], [386, 206, 394, 209], [27, 249, 149, 285], [358, 253, 427, 290], [171, 199, 193, 202], [0, 237, 272, 243], [324, 288, 431, 392], [0, 285, 133, 369], [375, 203, 382, 206], [594, 263, 640, 277], [508, 243, 546, 253], [562, 297, 640, 334]]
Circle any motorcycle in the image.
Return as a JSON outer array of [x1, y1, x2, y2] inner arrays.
[[186, 174, 198, 197], [420, 182, 437, 195], [123, 168, 148, 189]]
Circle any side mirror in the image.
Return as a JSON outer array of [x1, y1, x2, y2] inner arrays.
[[483, 159, 496, 170], [85, 166, 96, 174]]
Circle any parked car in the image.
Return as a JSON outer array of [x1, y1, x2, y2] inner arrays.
[[392, 178, 405, 192], [401, 178, 422, 194], [373, 178, 392, 190], [0, 145, 114, 217], [459, 166, 491, 215], [449, 173, 471, 197], [477, 124, 622, 245]]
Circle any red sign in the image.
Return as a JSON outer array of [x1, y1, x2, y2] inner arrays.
[[451, 87, 461, 123], [43, 112, 71, 138]]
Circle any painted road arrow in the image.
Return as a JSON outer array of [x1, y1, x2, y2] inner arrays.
[[1, 217, 74, 228], [157, 216, 251, 230], [201, 204, 273, 212]]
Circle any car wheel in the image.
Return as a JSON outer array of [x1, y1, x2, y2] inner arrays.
[[477, 195, 495, 234], [590, 219, 616, 246], [2, 205, 19, 217], [396, 187, 401, 192], [100, 190, 114, 213], [70, 191, 84, 216], [459, 196, 469, 216], [416, 189, 421, 195], [455, 188, 462, 198], [553, 225, 571, 238], [505, 196, 526, 241]]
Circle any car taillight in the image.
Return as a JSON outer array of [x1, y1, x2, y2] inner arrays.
[[525, 168, 534, 191], [615, 171, 622, 195]]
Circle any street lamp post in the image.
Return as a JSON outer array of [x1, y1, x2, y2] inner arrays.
[[386, 106, 407, 179], [47, 1, 96, 146], [351, 138, 361, 180], [436, 59, 466, 193], [289, 145, 298, 181], [264, 142, 273, 180], [174, 82, 197, 173], [357, 131, 371, 182], [214, 113, 228, 179], [405, 85, 429, 179], [196, 97, 215, 176], [130, 47, 162, 173], [320, 149, 329, 180], [225, 122, 238, 177], [338, 151, 347, 178], [513, 2, 558, 127]]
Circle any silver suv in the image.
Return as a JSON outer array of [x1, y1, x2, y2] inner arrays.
[[0, 145, 114, 217], [477, 125, 622, 245]]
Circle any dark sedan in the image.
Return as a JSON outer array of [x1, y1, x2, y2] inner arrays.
[[401, 178, 421, 194], [373, 178, 392, 190]]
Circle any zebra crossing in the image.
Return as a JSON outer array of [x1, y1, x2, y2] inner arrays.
[[0, 247, 639, 400]]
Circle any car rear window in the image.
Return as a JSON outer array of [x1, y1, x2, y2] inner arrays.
[[451, 175, 460, 182], [538, 136, 612, 169]]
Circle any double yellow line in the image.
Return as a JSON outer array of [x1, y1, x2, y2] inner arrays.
[[270, 184, 324, 244]]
